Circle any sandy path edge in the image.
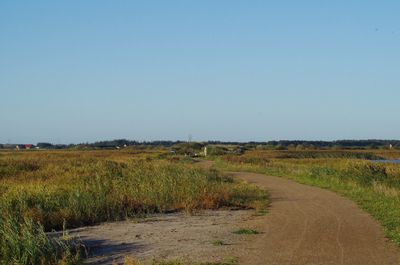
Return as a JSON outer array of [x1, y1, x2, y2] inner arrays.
[[228, 171, 400, 265]]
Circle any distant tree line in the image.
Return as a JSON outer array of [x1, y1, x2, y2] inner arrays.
[[89, 140, 188, 148], [265, 140, 400, 149], [0, 139, 399, 150]]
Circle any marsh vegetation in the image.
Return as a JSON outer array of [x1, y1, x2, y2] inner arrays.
[[0, 150, 266, 265]]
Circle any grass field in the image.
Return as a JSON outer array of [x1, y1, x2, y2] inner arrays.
[[0, 150, 267, 265], [3, 147, 400, 264], [211, 149, 400, 245]]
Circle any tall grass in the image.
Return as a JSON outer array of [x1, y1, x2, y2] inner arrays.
[[0, 150, 267, 264], [212, 149, 385, 165], [0, 160, 258, 230], [0, 217, 82, 265]]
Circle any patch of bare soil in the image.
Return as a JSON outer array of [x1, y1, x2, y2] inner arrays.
[[72, 210, 263, 264]]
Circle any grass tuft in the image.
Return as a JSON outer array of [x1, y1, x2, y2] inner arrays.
[[232, 229, 259, 235], [212, 240, 226, 246]]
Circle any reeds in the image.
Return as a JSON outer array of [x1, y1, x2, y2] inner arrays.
[[0, 150, 267, 264], [0, 217, 82, 265]]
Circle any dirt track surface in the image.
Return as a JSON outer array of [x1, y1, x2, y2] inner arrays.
[[231, 171, 400, 265]]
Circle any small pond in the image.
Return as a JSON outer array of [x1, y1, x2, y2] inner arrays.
[[372, 160, 400, 164]]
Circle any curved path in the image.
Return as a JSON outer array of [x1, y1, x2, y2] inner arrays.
[[230, 171, 400, 265]]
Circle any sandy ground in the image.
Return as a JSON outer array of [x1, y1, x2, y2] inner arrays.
[[72, 210, 263, 264]]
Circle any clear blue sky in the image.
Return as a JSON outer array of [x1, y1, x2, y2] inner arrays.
[[1, 1, 399, 144]]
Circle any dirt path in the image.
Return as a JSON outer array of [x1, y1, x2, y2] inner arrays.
[[230, 171, 400, 265]]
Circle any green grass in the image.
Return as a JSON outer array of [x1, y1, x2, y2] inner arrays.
[[232, 229, 259, 235], [0, 217, 82, 265]]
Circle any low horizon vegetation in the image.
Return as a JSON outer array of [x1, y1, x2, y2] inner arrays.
[[3, 139, 400, 151]]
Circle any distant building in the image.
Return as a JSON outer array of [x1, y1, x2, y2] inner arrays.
[[24, 144, 34, 150]]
